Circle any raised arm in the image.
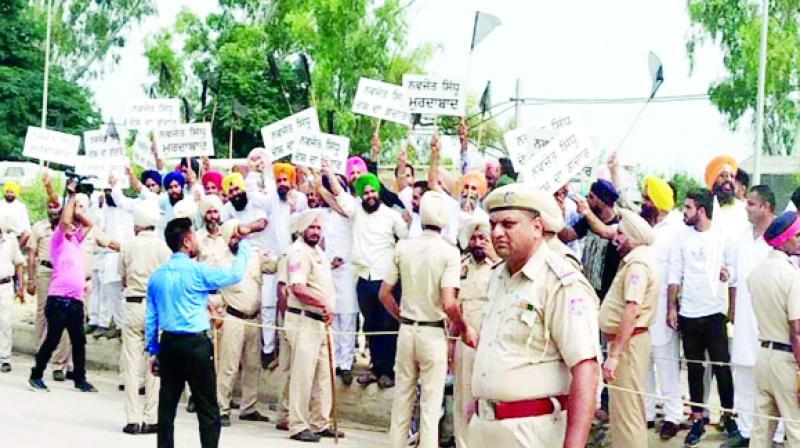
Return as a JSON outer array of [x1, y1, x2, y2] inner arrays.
[[427, 134, 441, 192], [197, 239, 252, 290]]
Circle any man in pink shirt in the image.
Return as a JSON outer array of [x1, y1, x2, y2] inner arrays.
[[29, 180, 97, 393]]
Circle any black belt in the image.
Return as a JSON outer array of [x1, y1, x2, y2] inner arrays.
[[40, 260, 53, 269], [400, 317, 445, 328], [0, 277, 11, 285], [163, 330, 208, 338], [125, 296, 144, 303], [287, 306, 324, 322], [761, 340, 793, 353], [226, 306, 259, 320]]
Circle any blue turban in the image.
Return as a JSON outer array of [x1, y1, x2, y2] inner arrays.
[[140, 170, 162, 186], [163, 171, 185, 189], [590, 179, 619, 206]]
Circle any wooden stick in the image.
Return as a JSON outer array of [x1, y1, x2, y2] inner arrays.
[[325, 326, 339, 444]]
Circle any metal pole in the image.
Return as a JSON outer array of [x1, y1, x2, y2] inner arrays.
[[753, 0, 769, 184], [513, 78, 522, 128], [41, 0, 52, 129]]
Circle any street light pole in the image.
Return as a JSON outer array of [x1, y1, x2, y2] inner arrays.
[[753, 0, 769, 184], [41, 0, 53, 129]]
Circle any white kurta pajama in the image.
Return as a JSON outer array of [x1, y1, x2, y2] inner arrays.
[[325, 209, 358, 370]]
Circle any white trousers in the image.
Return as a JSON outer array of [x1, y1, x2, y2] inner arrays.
[[645, 337, 683, 423], [261, 273, 277, 355], [87, 272, 103, 326], [98, 281, 123, 328], [0, 284, 13, 363], [332, 313, 357, 370]]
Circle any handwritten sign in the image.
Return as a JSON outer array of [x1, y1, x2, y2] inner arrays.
[[352, 78, 411, 125], [503, 125, 556, 170], [260, 108, 320, 162], [520, 122, 597, 194], [83, 128, 125, 159], [132, 132, 157, 170], [74, 156, 130, 189], [127, 99, 181, 132], [154, 123, 214, 158], [402, 75, 466, 116], [23, 126, 81, 166], [321, 134, 350, 174]]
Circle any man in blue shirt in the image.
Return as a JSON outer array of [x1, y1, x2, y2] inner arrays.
[[146, 217, 251, 448]]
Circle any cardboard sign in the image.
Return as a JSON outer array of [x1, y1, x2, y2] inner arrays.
[[23, 126, 81, 166], [521, 123, 597, 194], [292, 133, 350, 173], [321, 134, 350, 174], [503, 125, 556, 170], [403, 75, 466, 116], [74, 156, 130, 189], [154, 123, 214, 158], [260, 108, 320, 162], [292, 134, 323, 169], [351, 78, 411, 125], [132, 132, 157, 170], [127, 99, 181, 132], [83, 128, 126, 159]]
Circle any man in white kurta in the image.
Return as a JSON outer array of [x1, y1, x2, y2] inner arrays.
[[96, 191, 135, 338]]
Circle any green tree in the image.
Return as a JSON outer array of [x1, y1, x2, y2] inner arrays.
[[687, 0, 800, 155]]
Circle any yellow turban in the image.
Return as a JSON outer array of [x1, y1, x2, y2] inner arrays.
[[619, 209, 655, 246], [221, 219, 240, 245], [3, 181, 20, 198], [704, 155, 737, 189], [290, 209, 326, 235], [460, 171, 488, 198], [458, 214, 491, 249], [199, 194, 223, 217], [420, 191, 451, 228], [222, 173, 246, 195], [272, 163, 296, 185], [643, 176, 674, 211]]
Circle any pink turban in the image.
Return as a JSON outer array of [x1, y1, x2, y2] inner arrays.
[[202, 171, 223, 192], [346, 156, 368, 181]]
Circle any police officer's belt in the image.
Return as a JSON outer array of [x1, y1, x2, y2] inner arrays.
[[125, 296, 144, 303], [477, 395, 569, 420], [604, 327, 648, 342], [0, 277, 11, 285], [761, 340, 793, 353], [287, 306, 324, 322], [399, 317, 445, 328], [226, 306, 259, 320], [39, 260, 53, 269]]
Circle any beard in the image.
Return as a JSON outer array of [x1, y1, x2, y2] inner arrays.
[[303, 234, 319, 246], [470, 247, 486, 262], [684, 214, 697, 227], [277, 186, 289, 201], [714, 182, 735, 205], [4, 196, 13, 203], [205, 220, 219, 233], [640, 203, 658, 224], [361, 198, 380, 213], [168, 192, 183, 206], [460, 195, 478, 213], [230, 193, 248, 211], [104, 192, 116, 208]]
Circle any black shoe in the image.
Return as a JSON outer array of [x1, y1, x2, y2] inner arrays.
[[65, 371, 75, 381], [122, 423, 141, 434], [377, 375, 395, 389], [316, 428, 345, 438], [647, 420, 655, 429], [340, 369, 353, 386], [721, 415, 740, 437], [52, 370, 65, 382], [0, 363, 10, 373], [660, 421, 679, 440], [685, 418, 706, 447], [186, 397, 196, 413], [29, 378, 49, 392], [75, 381, 98, 392], [240, 411, 270, 422], [290, 429, 321, 442], [140, 423, 158, 434], [261, 352, 275, 369], [230, 400, 240, 410], [220, 414, 231, 427], [722, 432, 750, 447]]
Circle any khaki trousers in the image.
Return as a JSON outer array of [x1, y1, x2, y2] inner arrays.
[[468, 410, 567, 446], [285, 312, 331, 436], [390, 324, 448, 448], [453, 299, 488, 448], [121, 301, 159, 425], [608, 331, 651, 448], [276, 313, 292, 425], [35, 272, 71, 370], [751, 347, 800, 448], [216, 314, 261, 415]]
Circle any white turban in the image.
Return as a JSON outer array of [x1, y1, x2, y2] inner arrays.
[[133, 200, 161, 228], [199, 194, 223, 217], [420, 191, 450, 228], [221, 219, 240, 245], [290, 209, 326, 235], [172, 199, 198, 219], [458, 214, 491, 249]]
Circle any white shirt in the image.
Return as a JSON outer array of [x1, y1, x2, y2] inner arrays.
[[398, 186, 413, 212], [336, 193, 408, 280], [409, 212, 422, 239], [668, 225, 726, 318], [726, 223, 771, 365], [221, 190, 270, 251], [0, 233, 24, 279], [649, 211, 683, 346], [441, 195, 460, 246], [325, 208, 358, 313], [0, 199, 30, 237], [99, 204, 134, 283]]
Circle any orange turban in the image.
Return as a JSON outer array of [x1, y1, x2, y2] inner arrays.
[[704, 155, 737, 189], [272, 163, 296, 185], [460, 171, 488, 198]]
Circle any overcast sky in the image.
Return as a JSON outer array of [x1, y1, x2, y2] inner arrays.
[[89, 0, 754, 180]]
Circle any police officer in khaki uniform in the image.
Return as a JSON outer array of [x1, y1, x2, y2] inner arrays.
[[118, 201, 171, 434], [747, 211, 800, 447], [214, 219, 272, 426], [380, 191, 477, 448], [453, 215, 497, 448], [0, 215, 25, 372], [284, 209, 343, 442], [598, 209, 659, 447], [469, 183, 601, 447]]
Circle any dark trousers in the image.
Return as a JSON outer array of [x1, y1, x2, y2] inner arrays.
[[157, 332, 219, 448], [357, 278, 400, 379], [31, 296, 86, 382], [680, 313, 734, 414]]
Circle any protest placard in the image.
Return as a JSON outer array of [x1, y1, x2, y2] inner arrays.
[[127, 99, 181, 132], [23, 126, 81, 166], [503, 125, 556, 170], [154, 123, 214, 159], [83, 128, 126, 159], [74, 156, 130, 189], [321, 134, 350, 174], [292, 134, 323, 169], [352, 78, 411, 125], [403, 75, 466, 116], [260, 108, 320, 162], [520, 123, 597, 194], [132, 132, 157, 169]]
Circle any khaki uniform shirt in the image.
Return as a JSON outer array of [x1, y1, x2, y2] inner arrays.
[[196, 228, 229, 266], [384, 230, 461, 322], [82, 227, 111, 273], [119, 230, 171, 298], [287, 240, 335, 314], [748, 250, 800, 345], [459, 253, 494, 330], [0, 234, 25, 279], [28, 220, 55, 274], [598, 245, 660, 334], [219, 247, 265, 315], [547, 236, 582, 270], [471, 242, 601, 402]]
